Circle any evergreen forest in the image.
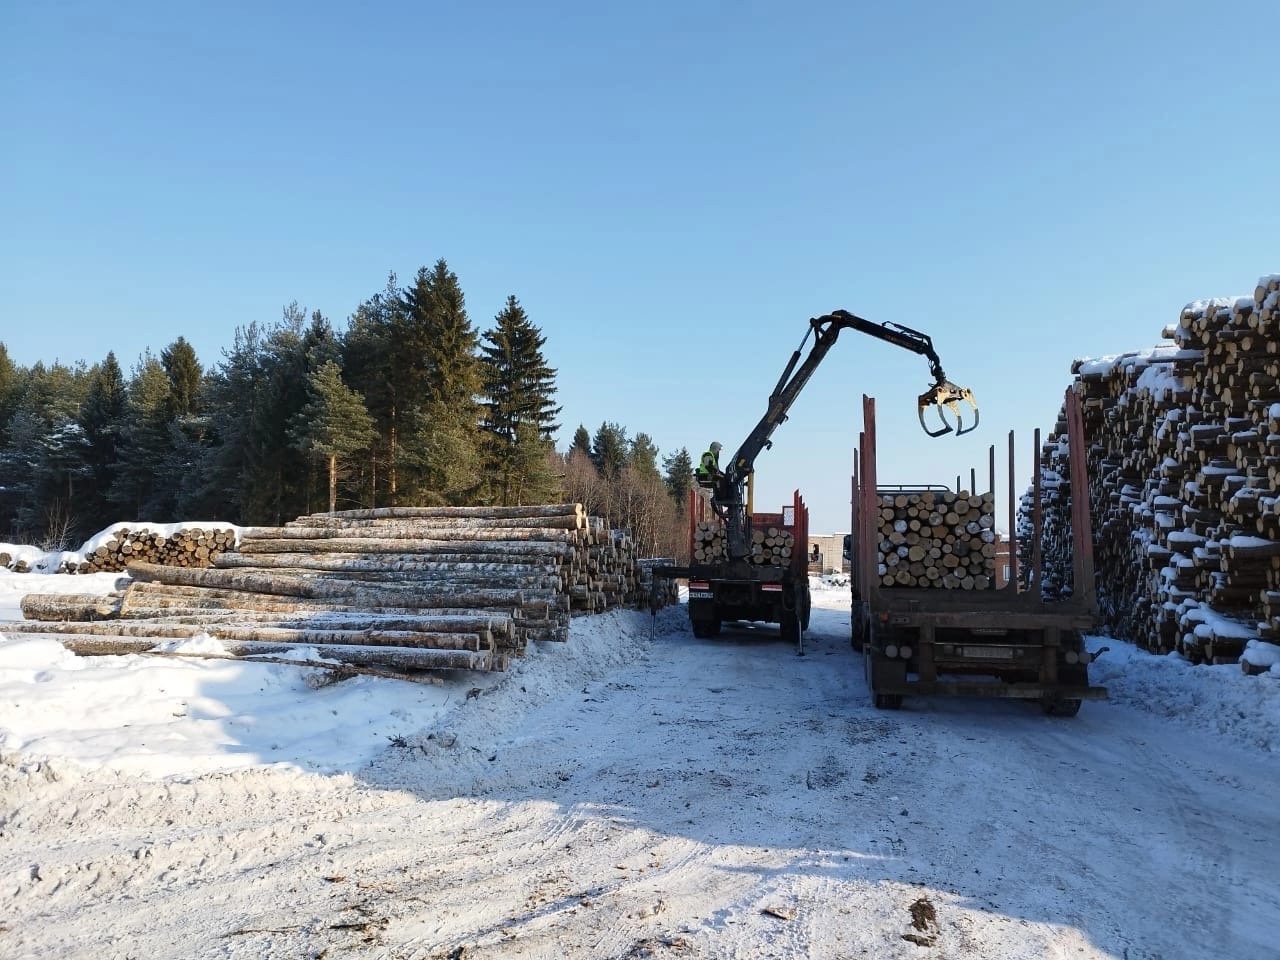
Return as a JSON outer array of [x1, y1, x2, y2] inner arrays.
[[0, 261, 696, 559]]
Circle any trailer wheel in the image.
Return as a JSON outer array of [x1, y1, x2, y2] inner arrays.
[[1041, 697, 1082, 717], [873, 693, 903, 710], [1042, 662, 1086, 717]]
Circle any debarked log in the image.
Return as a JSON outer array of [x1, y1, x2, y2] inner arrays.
[[306, 503, 586, 523], [213, 553, 560, 575], [235, 538, 576, 559], [0, 618, 491, 650], [9, 632, 496, 671]]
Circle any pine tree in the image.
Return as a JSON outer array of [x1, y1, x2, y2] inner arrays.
[[288, 361, 377, 512], [662, 447, 695, 516], [479, 295, 562, 504], [79, 352, 127, 531], [160, 336, 203, 418]]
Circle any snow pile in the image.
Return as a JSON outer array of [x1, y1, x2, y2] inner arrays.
[[1088, 637, 1280, 752]]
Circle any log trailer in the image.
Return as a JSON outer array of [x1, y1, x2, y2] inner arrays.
[[850, 386, 1108, 714], [655, 309, 977, 651]]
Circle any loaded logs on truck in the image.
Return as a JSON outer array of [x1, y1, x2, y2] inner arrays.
[[692, 519, 796, 567], [7, 504, 665, 675], [873, 490, 996, 589], [853, 390, 1106, 713], [1040, 273, 1280, 672]]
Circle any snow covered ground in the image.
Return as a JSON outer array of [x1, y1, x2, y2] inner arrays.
[[2, 574, 1279, 959]]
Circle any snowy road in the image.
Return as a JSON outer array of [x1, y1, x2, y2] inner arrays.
[[3, 589, 1279, 959]]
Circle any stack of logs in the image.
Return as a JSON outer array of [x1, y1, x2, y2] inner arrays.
[[692, 520, 796, 566], [875, 490, 996, 588], [1036, 272, 1280, 667], [1017, 426, 1079, 601], [5, 504, 660, 674], [67, 525, 237, 573]]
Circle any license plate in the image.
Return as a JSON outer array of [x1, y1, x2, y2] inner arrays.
[[689, 591, 714, 600], [962, 645, 1014, 659]]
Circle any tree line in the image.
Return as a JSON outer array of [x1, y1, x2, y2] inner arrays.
[[0, 260, 697, 558]]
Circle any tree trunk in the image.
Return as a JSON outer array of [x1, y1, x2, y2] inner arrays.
[[329, 453, 338, 513]]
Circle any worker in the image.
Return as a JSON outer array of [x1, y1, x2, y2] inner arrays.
[[695, 441, 723, 487]]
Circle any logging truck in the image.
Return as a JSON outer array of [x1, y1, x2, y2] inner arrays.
[[655, 310, 978, 650], [850, 387, 1108, 714]]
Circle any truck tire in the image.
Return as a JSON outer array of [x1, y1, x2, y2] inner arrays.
[[1041, 663, 1086, 717], [1041, 697, 1082, 717], [873, 693, 903, 710], [780, 607, 800, 647], [691, 617, 713, 639], [799, 584, 811, 631], [850, 605, 867, 651]]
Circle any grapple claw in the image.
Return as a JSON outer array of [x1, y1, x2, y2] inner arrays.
[[917, 381, 979, 438]]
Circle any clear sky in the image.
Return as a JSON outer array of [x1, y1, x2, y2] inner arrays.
[[3, 1, 1277, 533]]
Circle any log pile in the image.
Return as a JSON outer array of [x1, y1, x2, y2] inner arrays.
[[1034, 272, 1280, 668], [63, 525, 238, 573], [5, 504, 664, 675], [875, 490, 996, 589], [692, 520, 796, 566]]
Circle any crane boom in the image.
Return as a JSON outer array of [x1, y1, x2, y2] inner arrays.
[[712, 309, 976, 562]]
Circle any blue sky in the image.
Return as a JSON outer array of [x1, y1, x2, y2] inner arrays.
[[3, 1, 1277, 532]]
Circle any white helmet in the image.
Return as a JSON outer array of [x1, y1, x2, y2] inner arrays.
[[710, 441, 722, 453]]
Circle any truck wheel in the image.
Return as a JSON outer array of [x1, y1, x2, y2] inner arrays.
[[1041, 697, 1082, 717], [691, 618, 712, 639], [780, 608, 800, 646], [800, 586, 811, 631], [874, 693, 903, 710], [1042, 662, 1086, 717]]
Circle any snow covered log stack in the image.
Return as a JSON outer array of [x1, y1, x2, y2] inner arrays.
[[68, 526, 237, 573], [8, 504, 660, 674], [875, 490, 996, 588], [1039, 272, 1280, 670]]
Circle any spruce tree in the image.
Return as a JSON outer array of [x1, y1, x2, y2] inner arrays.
[[79, 352, 127, 531], [0, 343, 18, 447], [288, 361, 376, 512], [160, 336, 203, 418], [111, 356, 175, 519], [590, 422, 629, 480], [398, 261, 483, 503], [662, 447, 695, 516], [629, 432, 660, 477], [479, 295, 562, 505], [341, 275, 400, 504], [569, 424, 592, 459]]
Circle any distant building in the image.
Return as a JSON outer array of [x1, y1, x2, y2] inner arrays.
[[807, 533, 850, 575]]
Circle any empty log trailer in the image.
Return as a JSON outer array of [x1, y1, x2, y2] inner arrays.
[[850, 387, 1108, 715]]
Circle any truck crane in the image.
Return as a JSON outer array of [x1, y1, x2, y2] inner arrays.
[[654, 309, 977, 650]]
